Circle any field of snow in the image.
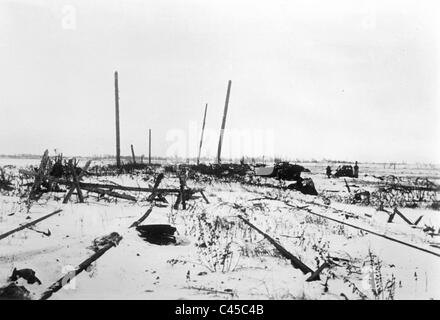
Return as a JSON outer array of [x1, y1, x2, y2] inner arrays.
[[0, 158, 439, 300]]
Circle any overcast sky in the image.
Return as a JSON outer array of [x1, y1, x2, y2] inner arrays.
[[0, 0, 439, 163]]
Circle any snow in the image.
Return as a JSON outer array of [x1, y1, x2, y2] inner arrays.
[[0, 158, 439, 299]]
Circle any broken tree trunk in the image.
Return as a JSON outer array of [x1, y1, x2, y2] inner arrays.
[[0, 209, 62, 241], [237, 215, 314, 275], [39, 232, 122, 300], [217, 80, 232, 164], [197, 103, 208, 165], [131, 144, 136, 164], [115, 71, 121, 168], [63, 160, 91, 204]]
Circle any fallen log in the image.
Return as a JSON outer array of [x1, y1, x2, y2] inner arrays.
[[81, 186, 137, 201], [56, 179, 203, 194], [39, 232, 122, 300], [0, 209, 62, 241], [237, 215, 314, 276]]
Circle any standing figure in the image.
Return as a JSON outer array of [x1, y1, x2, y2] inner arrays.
[[353, 161, 359, 178], [326, 165, 332, 178]]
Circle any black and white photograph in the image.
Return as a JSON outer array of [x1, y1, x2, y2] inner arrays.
[[0, 0, 439, 305]]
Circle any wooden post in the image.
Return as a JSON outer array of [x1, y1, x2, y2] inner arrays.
[[238, 215, 314, 275], [197, 103, 208, 165], [217, 80, 232, 164], [131, 144, 136, 164], [148, 129, 152, 165], [63, 160, 91, 204], [39, 232, 122, 300], [147, 173, 164, 201], [114, 71, 121, 168]]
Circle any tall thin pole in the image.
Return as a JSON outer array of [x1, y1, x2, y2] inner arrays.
[[197, 103, 208, 165], [148, 129, 151, 164], [217, 80, 232, 164], [114, 71, 121, 168], [130, 144, 136, 164]]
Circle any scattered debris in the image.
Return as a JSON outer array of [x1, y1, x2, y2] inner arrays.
[[136, 224, 177, 245], [40, 232, 123, 300], [0, 283, 31, 300], [88, 232, 123, 252], [287, 178, 318, 196], [0, 209, 62, 241], [9, 268, 41, 285]]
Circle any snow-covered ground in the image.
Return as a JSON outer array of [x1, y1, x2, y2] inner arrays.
[[1, 158, 439, 300]]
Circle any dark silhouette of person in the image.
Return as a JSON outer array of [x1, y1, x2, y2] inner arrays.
[[326, 166, 332, 178], [354, 161, 359, 178]]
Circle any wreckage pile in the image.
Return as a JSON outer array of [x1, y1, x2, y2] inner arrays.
[[15, 150, 206, 209]]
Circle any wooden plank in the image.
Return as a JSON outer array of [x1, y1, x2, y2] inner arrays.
[[56, 179, 203, 194], [394, 208, 413, 225], [147, 173, 164, 201], [129, 204, 154, 228], [0, 209, 62, 241], [237, 215, 314, 275], [200, 191, 209, 204], [39, 232, 122, 300], [81, 186, 137, 201], [306, 262, 329, 282]]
